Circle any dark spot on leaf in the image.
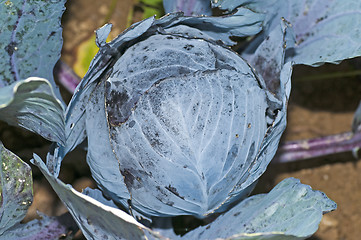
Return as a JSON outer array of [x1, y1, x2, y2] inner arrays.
[[150, 136, 162, 148], [183, 44, 194, 50], [121, 169, 135, 188], [128, 120, 135, 128], [316, 16, 325, 23], [5, 41, 17, 56], [47, 31, 56, 40], [165, 185, 184, 199], [106, 89, 129, 125], [253, 55, 280, 94], [233, 212, 241, 217], [17, 8, 22, 18]]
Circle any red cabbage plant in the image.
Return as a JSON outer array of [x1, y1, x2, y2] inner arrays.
[[1, 0, 361, 239]]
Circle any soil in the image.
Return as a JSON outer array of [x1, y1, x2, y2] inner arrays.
[[2, 1, 360, 239]]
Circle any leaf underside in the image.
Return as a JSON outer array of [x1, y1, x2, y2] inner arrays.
[[0, 78, 65, 144]]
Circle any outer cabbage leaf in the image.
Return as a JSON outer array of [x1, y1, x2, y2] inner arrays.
[[163, 0, 212, 16], [85, 80, 130, 206], [0, 0, 65, 101], [0, 78, 65, 144], [1, 212, 78, 240], [287, 0, 361, 66], [242, 18, 293, 96], [0, 143, 76, 239], [62, 18, 156, 162], [156, 9, 264, 46], [213, 0, 361, 66], [211, 0, 277, 31], [31, 154, 166, 240], [184, 178, 336, 240], [0, 142, 32, 235], [82, 188, 120, 209]]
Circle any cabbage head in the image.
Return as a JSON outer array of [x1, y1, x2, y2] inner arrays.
[[63, 12, 290, 218]]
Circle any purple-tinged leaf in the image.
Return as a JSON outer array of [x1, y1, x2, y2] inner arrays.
[[0, 78, 65, 144], [163, 0, 212, 16], [2, 212, 78, 240], [0, 0, 66, 102], [286, 0, 361, 66], [0, 143, 74, 239], [214, 0, 361, 66], [0, 142, 32, 235], [185, 178, 336, 240], [54, 61, 81, 94], [242, 19, 293, 96], [0, 0, 66, 145], [31, 154, 167, 240]]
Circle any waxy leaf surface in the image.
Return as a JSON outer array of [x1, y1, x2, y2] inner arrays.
[[0, 143, 32, 235], [213, 0, 361, 66], [100, 32, 283, 217], [64, 10, 265, 157], [0, 78, 65, 144], [61, 11, 290, 218], [0, 144, 75, 239], [32, 154, 165, 240], [1, 212, 78, 240], [163, 0, 212, 16], [0, 0, 65, 101], [185, 178, 336, 240], [242, 18, 293, 96]]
